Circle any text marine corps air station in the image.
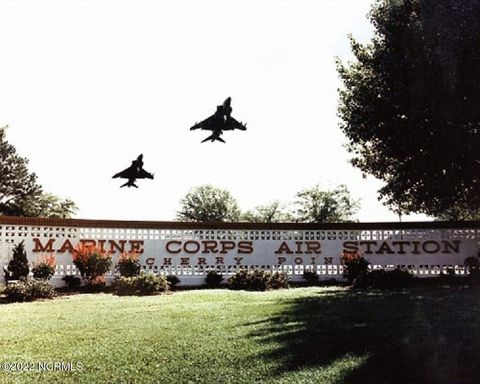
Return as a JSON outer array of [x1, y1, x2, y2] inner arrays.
[[0, 216, 478, 286]]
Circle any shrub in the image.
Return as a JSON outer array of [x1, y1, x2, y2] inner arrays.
[[113, 273, 170, 296], [464, 257, 480, 273], [353, 269, 415, 289], [29, 280, 56, 299], [205, 271, 223, 288], [341, 251, 370, 284], [267, 272, 289, 290], [4, 282, 30, 302], [84, 275, 107, 292], [438, 268, 456, 284], [248, 270, 271, 291], [302, 270, 319, 286], [352, 271, 372, 289], [112, 277, 137, 296], [228, 269, 269, 291], [228, 269, 288, 291], [4, 241, 29, 281], [72, 244, 112, 284], [228, 269, 250, 290], [136, 273, 169, 295], [4, 280, 55, 302], [32, 254, 56, 280], [62, 275, 82, 289], [166, 275, 180, 289], [465, 257, 480, 286], [116, 251, 141, 277]]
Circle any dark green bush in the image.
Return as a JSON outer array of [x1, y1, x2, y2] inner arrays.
[[29, 280, 56, 299], [32, 263, 55, 281], [302, 270, 319, 286], [228, 269, 288, 291], [229, 269, 270, 291], [248, 270, 271, 291], [438, 268, 456, 285], [4, 242, 29, 281], [352, 271, 371, 289], [4, 280, 55, 302], [464, 257, 480, 273], [353, 269, 415, 289], [205, 271, 223, 288], [4, 282, 30, 302], [468, 270, 480, 286], [62, 275, 82, 289], [267, 272, 289, 290], [166, 275, 180, 289], [112, 277, 137, 296], [464, 257, 480, 286], [112, 273, 170, 296], [228, 269, 250, 290], [136, 274, 169, 295]]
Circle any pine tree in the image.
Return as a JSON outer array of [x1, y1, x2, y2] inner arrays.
[[5, 241, 30, 281]]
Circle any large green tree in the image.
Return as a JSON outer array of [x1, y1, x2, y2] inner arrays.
[[21, 193, 77, 219], [241, 201, 295, 223], [294, 184, 359, 223], [0, 126, 77, 217], [176, 184, 241, 222], [337, 0, 480, 219]]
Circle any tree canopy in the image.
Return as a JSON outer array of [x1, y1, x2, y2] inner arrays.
[[177, 184, 359, 223], [0, 126, 77, 218], [337, 0, 480, 219], [294, 184, 359, 223], [176, 184, 241, 222], [241, 201, 295, 223]]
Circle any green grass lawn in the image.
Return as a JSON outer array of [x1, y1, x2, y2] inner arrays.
[[1, 287, 480, 384]]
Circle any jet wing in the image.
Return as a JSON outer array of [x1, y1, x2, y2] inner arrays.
[[223, 117, 247, 131], [190, 114, 216, 131], [136, 168, 154, 179], [113, 166, 135, 179]]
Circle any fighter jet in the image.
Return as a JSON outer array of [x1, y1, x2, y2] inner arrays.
[[112, 154, 154, 188], [190, 97, 247, 143]]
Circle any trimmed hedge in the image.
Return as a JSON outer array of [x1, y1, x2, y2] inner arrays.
[[62, 275, 82, 289], [32, 263, 55, 281], [302, 270, 319, 286], [205, 271, 224, 288], [112, 273, 170, 296], [4, 280, 55, 302], [228, 269, 289, 291], [353, 269, 415, 289]]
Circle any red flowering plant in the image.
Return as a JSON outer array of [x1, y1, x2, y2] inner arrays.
[[341, 250, 370, 284], [72, 244, 112, 284], [32, 254, 57, 280], [116, 251, 141, 277]]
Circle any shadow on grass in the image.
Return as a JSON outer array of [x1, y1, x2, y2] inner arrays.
[[247, 288, 480, 384]]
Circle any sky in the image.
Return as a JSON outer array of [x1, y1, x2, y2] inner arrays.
[[0, 0, 429, 223]]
